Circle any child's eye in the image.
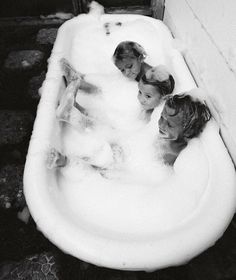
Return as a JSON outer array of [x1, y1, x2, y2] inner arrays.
[[126, 64, 132, 69], [146, 95, 151, 99], [138, 90, 142, 95]]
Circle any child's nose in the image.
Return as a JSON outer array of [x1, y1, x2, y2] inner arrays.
[[140, 95, 146, 104], [158, 117, 165, 127]]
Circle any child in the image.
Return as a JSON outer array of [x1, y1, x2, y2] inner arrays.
[[112, 41, 151, 81], [138, 65, 175, 119], [157, 94, 211, 165]]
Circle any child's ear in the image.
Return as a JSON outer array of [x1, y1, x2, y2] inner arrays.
[[138, 54, 144, 62]]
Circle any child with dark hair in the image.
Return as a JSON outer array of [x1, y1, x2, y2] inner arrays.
[[158, 94, 211, 165], [138, 65, 175, 113], [112, 41, 151, 81]]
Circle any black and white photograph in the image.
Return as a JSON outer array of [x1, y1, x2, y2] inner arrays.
[[0, 1, 235, 279]]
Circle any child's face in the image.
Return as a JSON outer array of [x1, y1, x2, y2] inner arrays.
[[138, 80, 162, 110], [115, 57, 142, 80], [158, 104, 185, 140]]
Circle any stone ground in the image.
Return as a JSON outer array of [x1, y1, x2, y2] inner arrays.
[[0, 18, 236, 280]]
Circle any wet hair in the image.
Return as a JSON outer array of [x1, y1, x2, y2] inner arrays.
[[113, 41, 147, 62], [141, 71, 175, 96], [165, 94, 211, 139]]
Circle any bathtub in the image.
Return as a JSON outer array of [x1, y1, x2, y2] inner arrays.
[[23, 8, 236, 271]]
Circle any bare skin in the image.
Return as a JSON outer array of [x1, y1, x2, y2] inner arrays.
[[138, 65, 175, 111], [138, 81, 162, 111], [158, 104, 188, 165], [115, 57, 151, 81], [113, 41, 151, 81]]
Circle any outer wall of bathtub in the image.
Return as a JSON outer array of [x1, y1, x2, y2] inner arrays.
[[24, 14, 236, 271]]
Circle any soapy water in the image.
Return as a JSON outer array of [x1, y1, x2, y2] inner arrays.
[[54, 8, 209, 233], [60, 74, 169, 185]]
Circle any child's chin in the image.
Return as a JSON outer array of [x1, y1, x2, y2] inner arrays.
[[126, 73, 137, 80], [140, 104, 152, 110]]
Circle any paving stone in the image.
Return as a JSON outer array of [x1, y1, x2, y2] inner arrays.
[[0, 110, 33, 146], [28, 71, 46, 100], [4, 50, 44, 72], [0, 251, 60, 280], [0, 164, 25, 210], [108, 271, 138, 280], [36, 28, 58, 45], [189, 249, 225, 280]]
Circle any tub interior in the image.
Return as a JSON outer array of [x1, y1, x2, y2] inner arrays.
[[24, 9, 236, 271]]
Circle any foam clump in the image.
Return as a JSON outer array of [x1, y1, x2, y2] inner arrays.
[[55, 8, 210, 232], [88, 1, 104, 16]]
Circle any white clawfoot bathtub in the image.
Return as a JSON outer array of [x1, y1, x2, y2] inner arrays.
[[24, 11, 236, 271]]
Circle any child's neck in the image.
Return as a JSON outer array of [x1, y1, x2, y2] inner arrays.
[[167, 137, 187, 153], [160, 137, 188, 165]]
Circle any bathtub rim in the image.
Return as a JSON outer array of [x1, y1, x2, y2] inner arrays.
[[23, 13, 236, 271]]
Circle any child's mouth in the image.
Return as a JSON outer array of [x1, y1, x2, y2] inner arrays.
[[127, 72, 136, 79], [159, 129, 169, 138], [141, 103, 150, 109]]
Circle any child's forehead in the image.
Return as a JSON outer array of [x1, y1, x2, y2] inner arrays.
[[116, 57, 137, 65], [163, 104, 175, 115], [163, 104, 184, 123], [139, 80, 160, 93]]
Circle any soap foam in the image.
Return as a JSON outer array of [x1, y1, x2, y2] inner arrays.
[[57, 13, 208, 235]]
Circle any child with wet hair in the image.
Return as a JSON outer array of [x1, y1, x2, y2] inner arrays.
[[112, 41, 151, 81], [138, 65, 175, 113], [158, 94, 211, 165]]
